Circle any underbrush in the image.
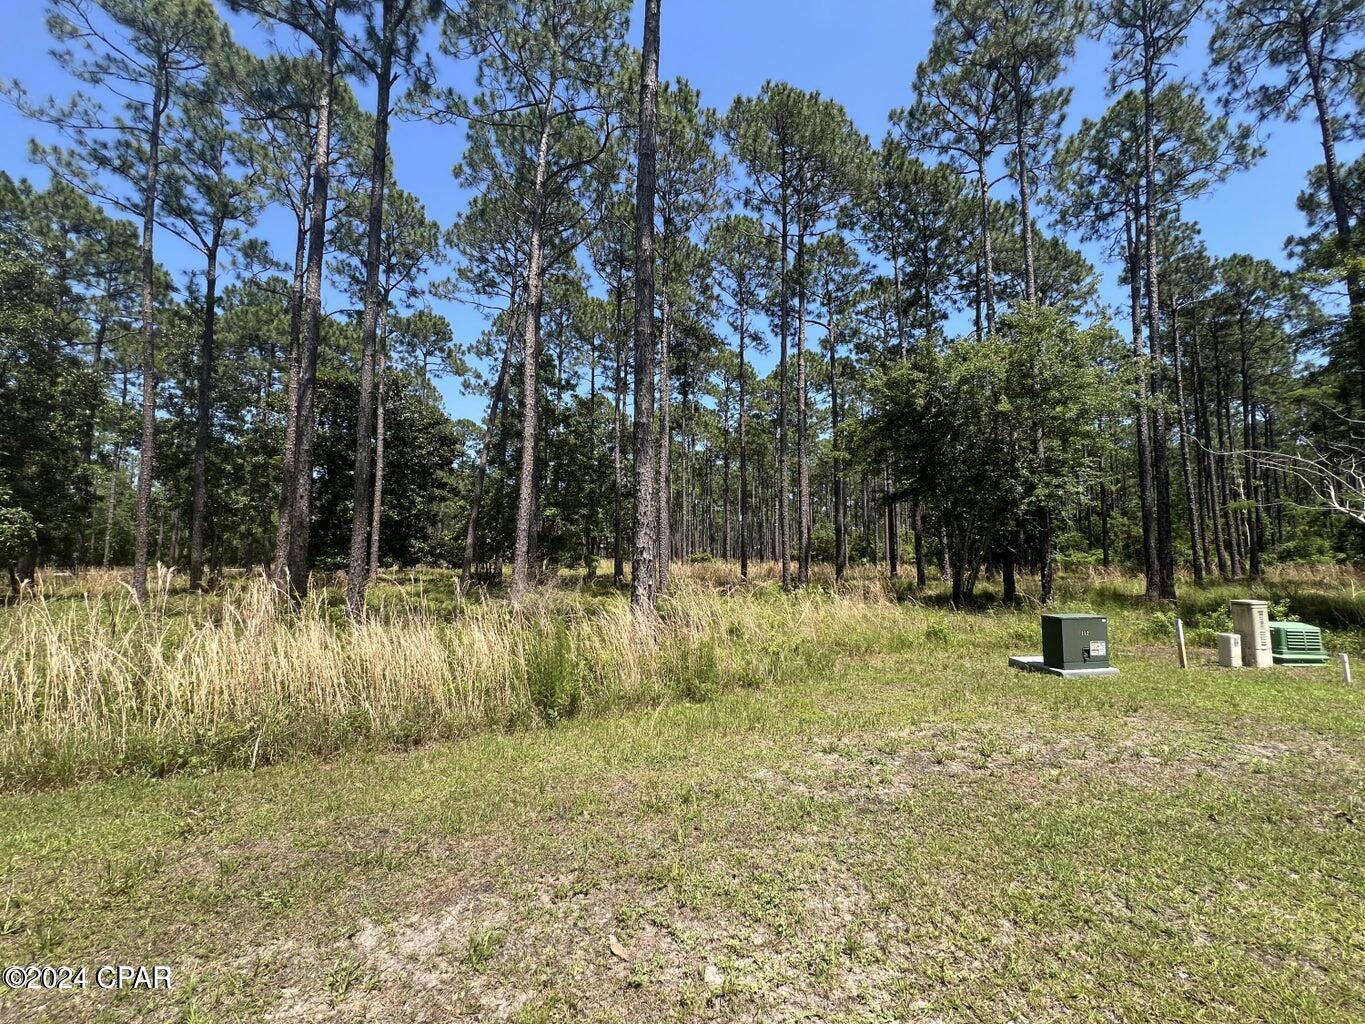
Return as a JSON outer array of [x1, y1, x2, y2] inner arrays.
[[1055, 568, 1365, 652], [0, 573, 931, 789], [4, 562, 1360, 789]]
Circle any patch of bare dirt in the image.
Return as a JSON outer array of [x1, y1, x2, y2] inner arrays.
[[748, 722, 1360, 806]]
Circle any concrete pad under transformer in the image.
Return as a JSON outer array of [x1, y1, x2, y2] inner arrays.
[[1008, 655, 1120, 678]]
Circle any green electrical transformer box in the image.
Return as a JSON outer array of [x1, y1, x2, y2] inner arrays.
[[1041, 614, 1111, 671], [1269, 621, 1328, 666]]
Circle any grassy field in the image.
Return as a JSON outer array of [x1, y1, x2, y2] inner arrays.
[[1, 565, 1363, 1022]]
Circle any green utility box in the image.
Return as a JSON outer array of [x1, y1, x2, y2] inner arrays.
[[1041, 614, 1111, 671], [1269, 621, 1328, 666]]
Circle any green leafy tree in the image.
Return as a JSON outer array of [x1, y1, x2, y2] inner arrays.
[[0, 243, 100, 592], [861, 308, 1123, 603], [0, 172, 143, 571]]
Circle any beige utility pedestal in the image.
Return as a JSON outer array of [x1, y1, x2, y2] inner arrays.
[[1217, 632, 1242, 668], [1230, 600, 1273, 669]]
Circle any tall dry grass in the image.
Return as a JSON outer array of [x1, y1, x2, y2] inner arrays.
[[15, 559, 1356, 789], [0, 568, 925, 789]]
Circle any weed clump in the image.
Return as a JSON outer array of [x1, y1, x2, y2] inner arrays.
[[524, 622, 584, 724]]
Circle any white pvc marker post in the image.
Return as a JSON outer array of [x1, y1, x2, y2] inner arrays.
[[1342, 653, 1353, 685], [1175, 618, 1188, 670]]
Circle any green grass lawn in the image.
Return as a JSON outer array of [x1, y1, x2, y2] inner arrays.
[[2, 594, 1362, 1023]]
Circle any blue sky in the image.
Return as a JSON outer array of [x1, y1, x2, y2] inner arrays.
[[2, 0, 1352, 422]]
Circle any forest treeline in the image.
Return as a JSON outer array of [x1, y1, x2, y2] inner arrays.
[[2, 0, 1363, 612]]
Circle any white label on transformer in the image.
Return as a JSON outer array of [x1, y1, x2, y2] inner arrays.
[[1090, 642, 1106, 657]]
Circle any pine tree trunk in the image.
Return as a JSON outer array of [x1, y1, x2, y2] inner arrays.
[[1171, 312, 1205, 582], [131, 69, 168, 605], [463, 308, 516, 589], [1239, 327, 1264, 577], [271, 181, 310, 585], [884, 248, 911, 582], [738, 300, 749, 579], [891, 246, 907, 359], [721, 366, 732, 561], [586, 323, 598, 579], [1211, 339, 1243, 575], [1002, 544, 1017, 603], [102, 372, 129, 569], [189, 232, 220, 592], [1015, 85, 1037, 305], [885, 471, 898, 579], [977, 149, 996, 335], [510, 103, 554, 601], [777, 196, 791, 590], [612, 253, 626, 584], [1035, 402, 1054, 600], [368, 339, 386, 581], [81, 308, 108, 469], [795, 228, 811, 585], [629, 0, 661, 610], [1127, 210, 1160, 598], [1015, 96, 1053, 603], [1261, 406, 1277, 544], [679, 354, 691, 563], [912, 502, 926, 587], [1099, 476, 1111, 568], [345, 14, 396, 620], [277, 0, 337, 598], [1141, 48, 1177, 601], [973, 257, 983, 343], [1191, 328, 1230, 578], [103, 447, 120, 570], [656, 283, 672, 592], [828, 303, 845, 581], [1193, 400, 1216, 575]]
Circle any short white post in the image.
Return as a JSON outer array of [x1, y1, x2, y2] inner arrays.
[[1342, 653, 1353, 685], [1175, 618, 1188, 669]]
